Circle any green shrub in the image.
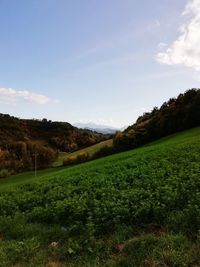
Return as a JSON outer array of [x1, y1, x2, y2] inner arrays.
[[0, 169, 10, 178], [0, 238, 40, 267], [63, 156, 77, 166], [109, 234, 200, 267], [63, 153, 90, 166]]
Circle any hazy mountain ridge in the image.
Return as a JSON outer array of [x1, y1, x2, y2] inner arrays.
[[74, 122, 126, 134]]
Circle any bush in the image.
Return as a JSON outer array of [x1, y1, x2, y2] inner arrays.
[[0, 238, 40, 267], [63, 153, 90, 166], [109, 234, 200, 267], [93, 145, 115, 158], [63, 156, 77, 166], [62, 146, 116, 167], [76, 153, 90, 163], [0, 169, 10, 179]]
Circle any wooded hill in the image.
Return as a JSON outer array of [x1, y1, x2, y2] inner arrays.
[[1, 88, 200, 174], [0, 115, 107, 174], [113, 88, 200, 150], [60, 88, 200, 167]]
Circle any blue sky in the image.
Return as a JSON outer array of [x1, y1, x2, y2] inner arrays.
[[0, 0, 199, 127]]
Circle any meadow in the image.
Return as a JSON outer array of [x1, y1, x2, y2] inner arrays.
[[53, 139, 113, 167], [0, 128, 200, 266]]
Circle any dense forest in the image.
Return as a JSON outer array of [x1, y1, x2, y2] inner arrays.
[[113, 88, 200, 150], [0, 115, 107, 174]]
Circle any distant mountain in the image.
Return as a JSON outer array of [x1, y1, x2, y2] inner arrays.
[[74, 122, 119, 134]]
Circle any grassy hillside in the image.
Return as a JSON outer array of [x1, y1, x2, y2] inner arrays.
[[113, 88, 200, 152], [53, 139, 113, 167], [0, 127, 200, 266]]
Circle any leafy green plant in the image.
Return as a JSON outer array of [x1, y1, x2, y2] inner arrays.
[[0, 127, 200, 265], [0, 169, 10, 179]]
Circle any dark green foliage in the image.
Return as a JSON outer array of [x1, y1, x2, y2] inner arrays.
[[63, 153, 90, 166], [0, 238, 41, 267], [0, 169, 10, 179], [108, 234, 200, 267], [0, 128, 200, 265], [93, 145, 116, 158], [114, 88, 200, 151], [62, 145, 116, 167]]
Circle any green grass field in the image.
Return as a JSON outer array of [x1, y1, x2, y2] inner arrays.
[[0, 139, 113, 190], [53, 139, 113, 167], [0, 127, 200, 266]]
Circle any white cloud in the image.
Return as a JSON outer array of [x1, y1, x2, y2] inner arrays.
[[157, 42, 168, 49], [156, 0, 200, 73], [0, 88, 50, 105]]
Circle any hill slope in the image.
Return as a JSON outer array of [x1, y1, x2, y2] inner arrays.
[[0, 114, 107, 173], [53, 139, 113, 167], [114, 88, 200, 151], [0, 127, 200, 266]]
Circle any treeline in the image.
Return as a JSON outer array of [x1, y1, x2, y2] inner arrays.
[[63, 88, 200, 167], [113, 88, 200, 150], [0, 142, 57, 177], [63, 145, 115, 167], [1, 89, 200, 173], [0, 115, 108, 175], [0, 115, 107, 151]]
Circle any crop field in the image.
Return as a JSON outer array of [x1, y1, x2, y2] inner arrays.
[[53, 139, 113, 167], [0, 128, 200, 266]]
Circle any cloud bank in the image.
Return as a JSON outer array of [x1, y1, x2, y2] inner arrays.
[[0, 88, 50, 105], [156, 0, 200, 72]]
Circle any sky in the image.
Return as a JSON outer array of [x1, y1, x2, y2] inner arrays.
[[0, 0, 200, 128]]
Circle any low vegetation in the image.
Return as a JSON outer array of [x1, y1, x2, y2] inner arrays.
[[0, 127, 200, 266], [53, 139, 113, 167], [61, 139, 113, 167]]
